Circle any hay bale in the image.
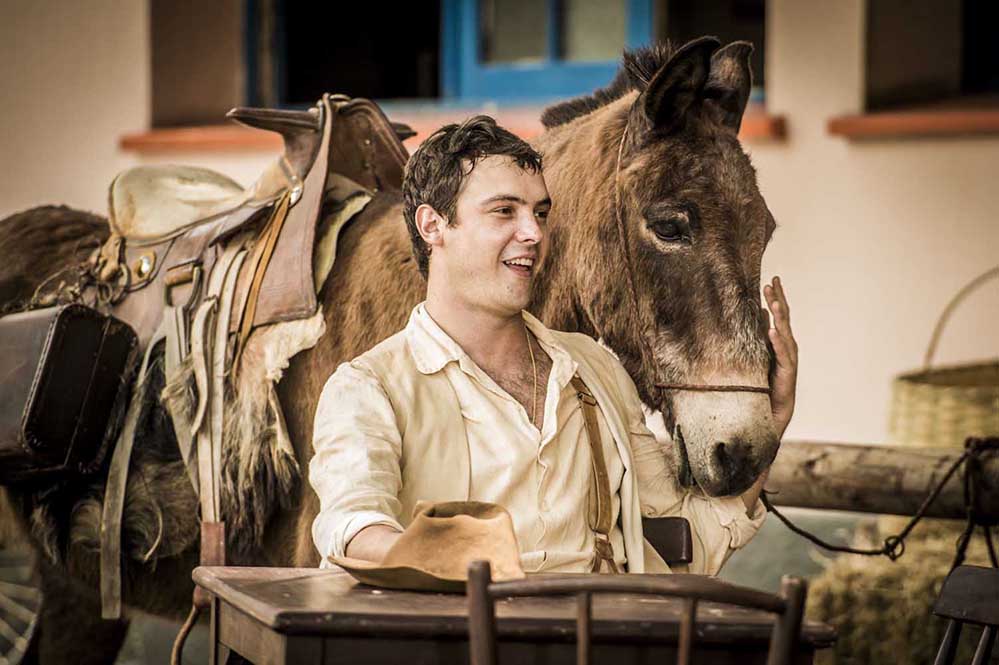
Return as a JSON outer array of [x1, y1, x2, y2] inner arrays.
[[807, 517, 997, 664]]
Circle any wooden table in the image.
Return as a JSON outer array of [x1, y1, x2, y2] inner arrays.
[[193, 566, 836, 665]]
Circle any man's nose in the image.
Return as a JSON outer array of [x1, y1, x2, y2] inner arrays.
[[516, 213, 543, 244]]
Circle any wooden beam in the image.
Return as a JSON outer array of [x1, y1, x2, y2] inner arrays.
[[120, 125, 281, 152], [119, 110, 786, 153], [828, 108, 999, 139], [766, 440, 999, 520]]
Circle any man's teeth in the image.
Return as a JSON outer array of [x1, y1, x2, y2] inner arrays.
[[504, 258, 534, 267]]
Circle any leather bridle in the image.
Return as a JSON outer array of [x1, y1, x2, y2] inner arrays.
[[607, 111, 771, 422]]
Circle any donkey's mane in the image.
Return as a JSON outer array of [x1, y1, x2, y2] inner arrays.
[[540, 42, 677, 128]]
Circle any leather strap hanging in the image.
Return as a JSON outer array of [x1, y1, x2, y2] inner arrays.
[[570, 375, 620, 574]]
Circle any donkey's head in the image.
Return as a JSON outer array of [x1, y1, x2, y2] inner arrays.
[[539, 38, 777, 497]]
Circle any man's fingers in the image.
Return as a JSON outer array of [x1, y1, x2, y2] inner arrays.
[[763, 281, 776, 307], [766, 278, 796, 342], [768, 327, 789, 367], [774, 301, 796, 348], [764, 277, 797, 367], [775, 275, 787, 303], [772, 319, 797, 366]]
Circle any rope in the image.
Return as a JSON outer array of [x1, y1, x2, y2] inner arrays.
[[170, 604, 202, 665], [0, 248, 126, 317], [762, 437, 998, 568]]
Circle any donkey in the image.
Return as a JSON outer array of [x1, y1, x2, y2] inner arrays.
[[0, 37, 778, 663]]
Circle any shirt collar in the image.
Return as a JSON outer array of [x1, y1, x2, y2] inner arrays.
[[405, 303, 468, 374], [405, 303, 578, 380]]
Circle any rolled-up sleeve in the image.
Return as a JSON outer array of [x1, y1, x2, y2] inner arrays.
[[309, 362, 405, 566], [609, 358, 766, 575]]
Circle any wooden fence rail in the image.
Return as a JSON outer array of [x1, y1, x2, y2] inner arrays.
[[766, 440, 999, 521]]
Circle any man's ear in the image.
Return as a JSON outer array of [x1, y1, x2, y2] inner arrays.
[[415, 204, 446, 247]]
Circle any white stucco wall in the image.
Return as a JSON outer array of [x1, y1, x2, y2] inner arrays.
[[0, 0, 277, 216], [752, 0, 998, 444], [0, 0, 150, 214], [1, 0, 995, 447]]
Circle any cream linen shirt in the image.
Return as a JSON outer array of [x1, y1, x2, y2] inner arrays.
[[310, 304, 765, 575]]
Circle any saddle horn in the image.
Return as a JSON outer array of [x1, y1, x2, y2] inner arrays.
[[228, 106, 416, 141], [390, 121, 417, 142], [226, 107, 322, 133], [227, 105, 415, 180], [227, 107, 323, 180]]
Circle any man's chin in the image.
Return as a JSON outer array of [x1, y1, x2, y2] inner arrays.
[[495, 294, 532, 317], [496, 275, 533, 305]]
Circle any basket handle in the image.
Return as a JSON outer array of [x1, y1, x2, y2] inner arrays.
[[923, 265, 999, 370]]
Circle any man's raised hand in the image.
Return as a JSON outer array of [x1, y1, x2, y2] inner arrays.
[[764, 276, 797, 437]]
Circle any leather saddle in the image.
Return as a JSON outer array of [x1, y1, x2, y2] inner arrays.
[[95, 94, 411, 351], [93, 94, 412, 619]]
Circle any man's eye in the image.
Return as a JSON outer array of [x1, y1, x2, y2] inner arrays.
[[493, 207, 513, 216], [536, 209, 550, 221]]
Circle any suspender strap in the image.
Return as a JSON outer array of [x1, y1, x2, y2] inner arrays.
[[570, 375, 620, 574]]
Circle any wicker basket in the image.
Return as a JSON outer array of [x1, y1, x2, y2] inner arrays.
[[888, 267, 999, 449]]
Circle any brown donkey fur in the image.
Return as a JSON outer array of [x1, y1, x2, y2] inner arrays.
[[0, 38, 778, 661], [276, 37, 778, 564]]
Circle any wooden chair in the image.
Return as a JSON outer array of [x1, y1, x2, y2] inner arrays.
[[467, 560, 808, 665], [932, 565, 999, 665], [643, 516, 694, 567]]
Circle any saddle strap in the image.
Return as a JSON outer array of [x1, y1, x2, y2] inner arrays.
[[189, 299, 215, 448], [164, 304, 199, 494], [100, 313, 172, 619], [188, 242, 245, 610], [211, 247, 246, 498], [570, 375, 620, 574], [192, 242, 245, 523], [232, 191, 290, 373]]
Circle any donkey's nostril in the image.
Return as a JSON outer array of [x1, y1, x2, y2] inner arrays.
[[713, 440, 750, 485], [713, 442, 729, 466]]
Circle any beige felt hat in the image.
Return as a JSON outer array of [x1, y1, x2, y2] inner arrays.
[[329, 501, 525, 592]]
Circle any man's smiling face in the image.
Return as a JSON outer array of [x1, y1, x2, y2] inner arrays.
[[435, 154, 551, 316]]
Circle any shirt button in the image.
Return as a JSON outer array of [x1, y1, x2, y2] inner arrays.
[[642, 505, 656, 517]]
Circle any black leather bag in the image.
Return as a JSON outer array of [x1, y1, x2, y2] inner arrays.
[[0, 304, 137, 484]]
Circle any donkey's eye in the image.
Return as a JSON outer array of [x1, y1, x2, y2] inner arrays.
[[650, 219, 686, 243]]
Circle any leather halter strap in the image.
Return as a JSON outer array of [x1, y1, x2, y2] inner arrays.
[[609, 116, 770, 403], [657, 383, 771, 394]]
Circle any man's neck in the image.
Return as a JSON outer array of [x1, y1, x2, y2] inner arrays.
[[424, 290, 527, 373]]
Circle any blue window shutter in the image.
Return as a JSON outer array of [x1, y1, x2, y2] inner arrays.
[[442, 0, 654, 102]]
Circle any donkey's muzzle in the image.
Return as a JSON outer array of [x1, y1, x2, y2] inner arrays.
[[704, 438, 761, 496]]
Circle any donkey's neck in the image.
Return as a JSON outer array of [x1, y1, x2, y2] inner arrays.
[[529, 97, 632, 338]]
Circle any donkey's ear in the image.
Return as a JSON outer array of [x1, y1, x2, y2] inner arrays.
[[705, 41, 754, 132], [638, 37, 720, 136]]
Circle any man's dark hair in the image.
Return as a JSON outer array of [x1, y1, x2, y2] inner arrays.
[[402, 115, 543, 279]]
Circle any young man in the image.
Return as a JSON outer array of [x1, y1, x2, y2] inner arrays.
[[309, 116, 797, 574]]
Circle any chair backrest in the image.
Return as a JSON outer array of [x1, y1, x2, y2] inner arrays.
[[932, 565, 999, 665], [642, 516, 693, 567], [467, 561, 807, 665]]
